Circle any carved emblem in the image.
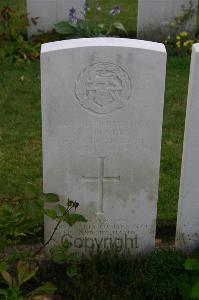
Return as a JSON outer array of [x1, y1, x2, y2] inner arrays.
[[75, 62, 132, 114]]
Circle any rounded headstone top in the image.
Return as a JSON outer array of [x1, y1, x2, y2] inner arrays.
[[41, 37, 166, 54]]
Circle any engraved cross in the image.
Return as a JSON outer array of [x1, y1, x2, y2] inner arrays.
[[81, 157, 120, 213]]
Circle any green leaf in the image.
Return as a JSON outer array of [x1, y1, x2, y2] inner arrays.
[[76, 19, 87, 31], [66, 252, 78, 263], [58, 204, 67, 214], [9, 287, 24, 300], [0, 238, 9, 252], [42, 193, 60, 203], [112, 22, 127, 33], [27, 282, 56, 299], [178, 275, 192, 300], [17, 260, 38, 287], [1, 271, 12, 287], [0, 288, 7, 299], [44, 209, 58, 220], [66, 264, 78, 278], [62, 213, 87, 226], [98, 23, 105, 30], [185, 258, 199, 271], [24, 183, 37, 199], [54, 21, 75, 35], [26, 200, 43, 223], [191, 281, 199, 299], [0, 262, 7, 273], [51, 243, 70, 264]]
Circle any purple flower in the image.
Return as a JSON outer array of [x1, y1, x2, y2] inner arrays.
[[68, 7, 77, 23], [109, 6, 121, 16]]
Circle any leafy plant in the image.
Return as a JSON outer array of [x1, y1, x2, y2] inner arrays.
[[0, 5, 40, 62], [145, 249, 185, 300], [0, 5, 28, 38], [165, 31, 195, 56], [42, 197, 87, 250], [169, 0, 196, 35], [164, 0, 197, 55], [0, 259, 56, 300], [0, 188, 87, 299], [0, 183, 45, 250], [0, 183, 87, 251], [40, 197, 87, 279], [0, 209, 38, 251], [178, 254, 199, 300], [54, 4, 127, 38]]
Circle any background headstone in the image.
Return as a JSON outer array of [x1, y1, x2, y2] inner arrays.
[[41, 38, 166, 255], [27, 0, 85, 37], [176, 43, 199, 253], [137, 0, 198, 41]]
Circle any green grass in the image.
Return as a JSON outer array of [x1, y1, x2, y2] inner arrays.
[[158, 56, 190, 225], [0, 62, 42, 198], [0, 0, 192, 227]]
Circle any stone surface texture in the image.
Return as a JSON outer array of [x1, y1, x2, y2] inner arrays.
[[137, 0, 198, 41], [27, 0, 85, 36], [176, 43, 199, 253], [41, 38, 166, 254]]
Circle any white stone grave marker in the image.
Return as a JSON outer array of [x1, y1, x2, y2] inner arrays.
[[27, 0, 85, 37], [176, 43, 199, 252], [41, 38, 166, 255], [137, 0, 198, 41]]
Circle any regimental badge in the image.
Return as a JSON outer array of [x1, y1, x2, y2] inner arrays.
[[75, 62, 132, 114]]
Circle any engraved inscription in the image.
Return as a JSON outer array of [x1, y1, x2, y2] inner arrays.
[[59, 120, 151, 155], [60, 222, 140, 252], [81, 157, 120, 213], [75, 62, 132, 114], [62, 233, 138, 252]]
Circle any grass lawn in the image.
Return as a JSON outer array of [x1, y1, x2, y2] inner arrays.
[[158, 56, 190, 226], [0, 0, 191, 229], [87, 0, 138, 35]]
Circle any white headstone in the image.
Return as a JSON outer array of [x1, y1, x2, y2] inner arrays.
[[41, 38, 166, 255], [176, 43, 199, 253], [27, 0, 85, 37], [137, 0, 198, 41]]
